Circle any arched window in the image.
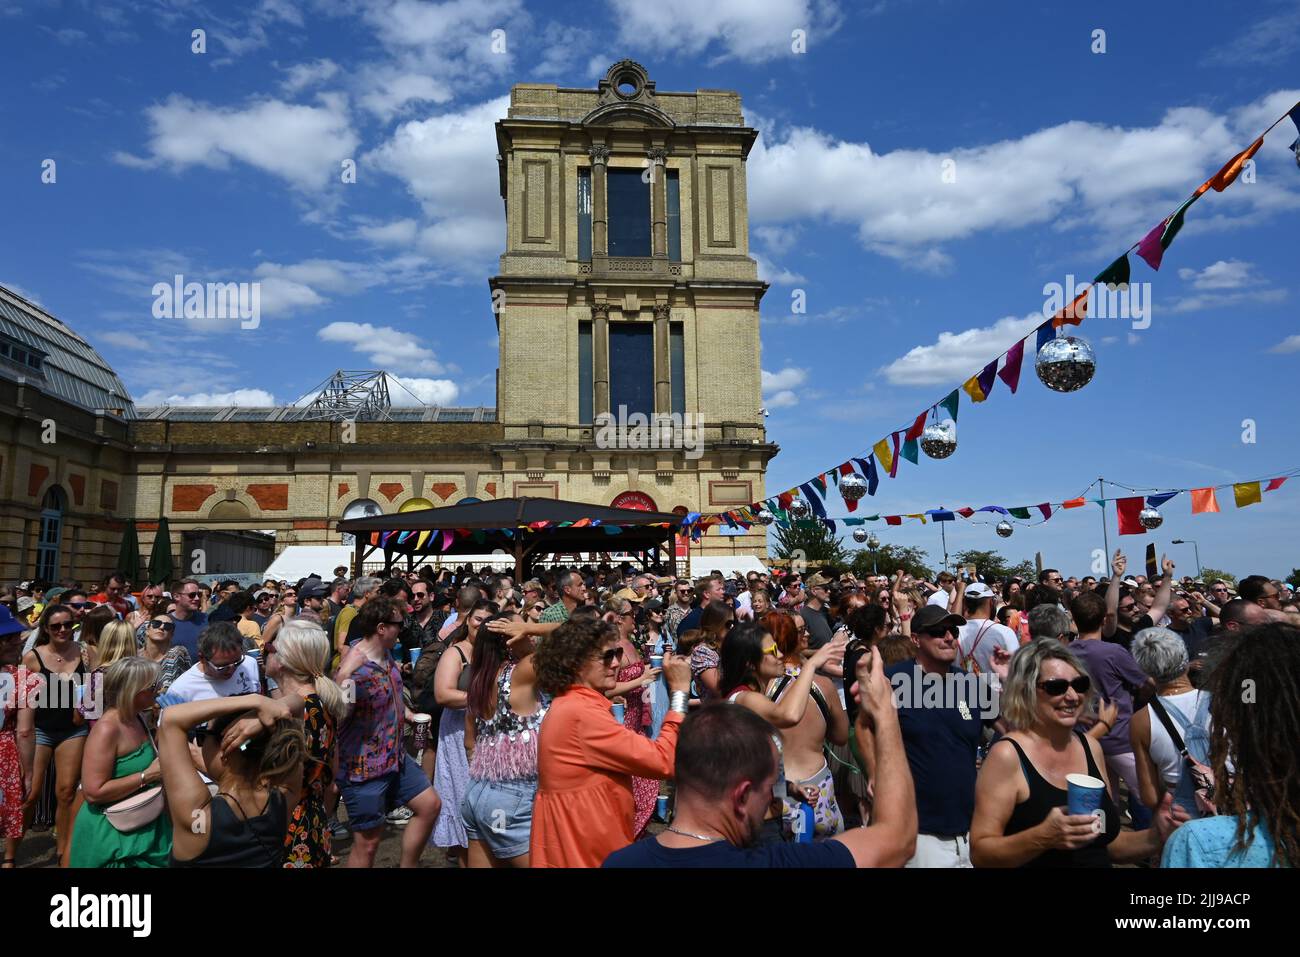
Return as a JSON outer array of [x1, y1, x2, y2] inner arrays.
[[36, 486, 67, 581]]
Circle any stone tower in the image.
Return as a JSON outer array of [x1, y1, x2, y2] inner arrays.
[[489, 60, 776, 557]]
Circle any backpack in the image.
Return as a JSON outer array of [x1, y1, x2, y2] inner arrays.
[[412, 634, 453, 718], [1148, 693, 1218, 817], [959, 621, 996, 675]]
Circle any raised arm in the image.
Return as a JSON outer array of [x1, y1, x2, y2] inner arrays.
[[831, 650, 916, 867], [580, 652, 690, 778], [1103, 550, 1125, 638], [1147, 556, 1175, 624]]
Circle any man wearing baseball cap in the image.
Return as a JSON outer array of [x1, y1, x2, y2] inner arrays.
[[956, 582, 1019, 677]]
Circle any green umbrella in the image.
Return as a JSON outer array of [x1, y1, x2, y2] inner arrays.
[[115, 519, 141, 583], [147, 517, 175, 586]]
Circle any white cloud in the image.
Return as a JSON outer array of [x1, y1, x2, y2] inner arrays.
[[609, 0, 844, 63], [530, 25, 597, 81], [1269, 335, 1300, 354], [365, 96, 510, 269], [389, 375, 460, 406], [279, 58, 340, 95], [753, 252, 806, 285], [1166, 287, 1287, 314], [881, 314, 1041, 386], [748, 89, 1300, 269], [357, 218, 420, 245], [114, 93, 359, 192], [762, 367, 808, 407], [318, 321, 451, 376], [1, 281, 43, 305], [1177, 259, 1256, 290], [136, 387, 277, 406]]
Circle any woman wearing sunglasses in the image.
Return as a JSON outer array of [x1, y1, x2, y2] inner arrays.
[[725, 620, 848, 840], [21, 604, 88, 865], [530, 616, 691, 867], [690, 601, 734, 701], [70, 657, 171, 867], [970, 639, 1187, 867], [138, 615, 191, 696], [600, 596, 661, 838]]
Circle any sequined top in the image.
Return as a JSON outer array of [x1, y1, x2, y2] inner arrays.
[[469, 663, 548, 783]]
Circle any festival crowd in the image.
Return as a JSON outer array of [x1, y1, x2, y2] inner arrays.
[[0, 556, 1296, 869]]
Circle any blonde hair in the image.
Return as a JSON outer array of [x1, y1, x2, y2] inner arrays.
[[1000, 638, 1096, 731], [275, 619, 347, 722], [96, 620, 137, 672], [103, 657, 160, 716]]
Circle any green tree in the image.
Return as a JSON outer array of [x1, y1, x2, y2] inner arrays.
[[952, 549, 1035, 582], [1199, 568, 1237, 588], [850, 544, 933, 581], [771, 521, 849, 567], [1288, 569, 1300, 590]]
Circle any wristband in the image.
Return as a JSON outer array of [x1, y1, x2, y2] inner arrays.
[[669, 691, 689, 715], [899, 612, 912, 621]]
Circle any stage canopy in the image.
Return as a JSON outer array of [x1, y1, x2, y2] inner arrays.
[[336, 496, 687, 578]]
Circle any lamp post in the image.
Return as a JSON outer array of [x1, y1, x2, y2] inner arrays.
[[867, 533, 879, 575], [1171, 539, 1202, 577]]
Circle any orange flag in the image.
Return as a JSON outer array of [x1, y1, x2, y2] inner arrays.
[[1190, 487, 1220, 514], [1061, 497, 1086, 509], [1052, 290, 1089, 329], [1204, 138, 1264, 193]]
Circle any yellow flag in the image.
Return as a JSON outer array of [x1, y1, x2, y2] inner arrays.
[[873, 438, 893, 475], [905, 513, 928, 525], [962, 374, 986, 403], [1233, 482, 1262, 508]]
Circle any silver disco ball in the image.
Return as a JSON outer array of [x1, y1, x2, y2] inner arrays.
[[852, 528, 868, 544], [755, 508, 776, 526], [790, 498, 811, 519], [920, 420, 957, 459], [1035, 335, 1096, 393], [840, 472, 868, 502], [995, 520, 1014, 538], [1139, 507, 1163, 530]]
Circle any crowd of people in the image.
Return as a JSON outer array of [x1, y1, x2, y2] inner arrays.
[[0, 554, 1296, 869]]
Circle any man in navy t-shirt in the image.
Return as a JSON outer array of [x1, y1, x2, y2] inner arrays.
[[862, 603, 996, 868], [168, 578, 209, 662], [604, 650, 916, 868]]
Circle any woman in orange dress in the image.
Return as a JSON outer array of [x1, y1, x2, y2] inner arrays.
[[530, 616, 692, 868]]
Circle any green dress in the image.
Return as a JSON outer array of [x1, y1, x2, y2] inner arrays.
[[70, 740, 172, 868]]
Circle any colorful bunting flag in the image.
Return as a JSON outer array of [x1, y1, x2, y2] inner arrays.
[[905, 513, 927, 524], [852, 457, 879, 496], [1116, 496, 1147, 535], [1035, 321, 1056, 355], [955, 507, 975, 518], [1062, 497, 1086, 509], [1146, 492, 1177, 509], [885, 515, 902, 526], [889, 433, 902, 479], [1266, 477, 1287, 492], [977, 505, 1008, 514], [812, 473, 828, 495], [998, 340, 1024, 393], [1205, 138, 1263, 193], [929, 510, 955, 521], [1191, 487, 1220, 514], [798, 483, 828, 518], [873, 438, 893, 476], [1052, 290, 1089, 329], [963, 373, 987, 403], [905, 411, 928, 442], [1094, 254, 1130, 289], [1136, 195, 1197, 271], [1036, 503, 1052, 520], [939, 389, 960, 424], [901, 437, 919, 465], [1008, 506, 1031, 520], [1233, 482, 1262, 508]]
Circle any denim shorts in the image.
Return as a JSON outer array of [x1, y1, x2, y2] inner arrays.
[[35, 725, 89, 749], [461, 778, 537, 860], [339, 759, 432, 832]]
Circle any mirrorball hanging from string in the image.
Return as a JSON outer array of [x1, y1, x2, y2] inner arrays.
[[995, 520, 1014, 538], [1035, 335, 1096, 393]]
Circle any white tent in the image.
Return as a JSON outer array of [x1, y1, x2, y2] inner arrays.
[[262, 546, 353, 582], [688, 555, 770, 578]]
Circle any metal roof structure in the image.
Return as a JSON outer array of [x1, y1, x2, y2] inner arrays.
[[133, 405, 496, 422], [0, 284, 136, 416]]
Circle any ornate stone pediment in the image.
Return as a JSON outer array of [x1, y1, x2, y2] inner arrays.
[[582, 60, 675, 129]]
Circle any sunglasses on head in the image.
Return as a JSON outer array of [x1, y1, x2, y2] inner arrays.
[[1038, 676, 1091, 696], [600, 647, 625, 666]]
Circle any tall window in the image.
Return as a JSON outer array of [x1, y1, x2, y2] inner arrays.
[[666, 169, 681, 262], [607, 168, 651, 257], [36, 486, 66, 582], [577, 167, 592, 261], [609, 324, 654, 417], [670, 322, 685, 416], [578, 321, 593, 424]]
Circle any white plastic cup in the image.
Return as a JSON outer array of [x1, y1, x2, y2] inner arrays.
[[411, 712, 432, 754]]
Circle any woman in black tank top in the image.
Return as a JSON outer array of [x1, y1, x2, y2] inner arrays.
[[21, 604, 88, 866], [157, 692, 306, 868], [970, 639, 1188, 867]]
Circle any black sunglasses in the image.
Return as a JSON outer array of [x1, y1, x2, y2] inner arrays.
[[600, 647, 625, 665], [149, 620, 176, 632], [921, 626, 955, 639], [1038, 676, 1091, 696]]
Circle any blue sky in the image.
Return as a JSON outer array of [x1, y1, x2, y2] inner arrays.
[[2, 0, 1298, 578]]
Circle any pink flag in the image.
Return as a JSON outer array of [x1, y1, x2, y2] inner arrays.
[[998, 340, 1025, 394], [1136, 220, 1167, 270], [1266, 477, 1288, 492]]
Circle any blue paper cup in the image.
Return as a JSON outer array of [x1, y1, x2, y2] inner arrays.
[[611, 703, 626, 724], [650, 655, 663, 669], [408, 647, 422, 667], [1066, 773, 1106, 833]]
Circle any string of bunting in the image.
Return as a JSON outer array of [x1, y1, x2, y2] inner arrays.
[[368, 518, 679, 550], [690, 99, 1300, 534], [704, 469, 1297, 539]]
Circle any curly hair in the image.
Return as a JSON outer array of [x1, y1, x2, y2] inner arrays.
[[1205, 623, 1300, 867], [534, 616, 617, 698], [210, 710, 307, 788]]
